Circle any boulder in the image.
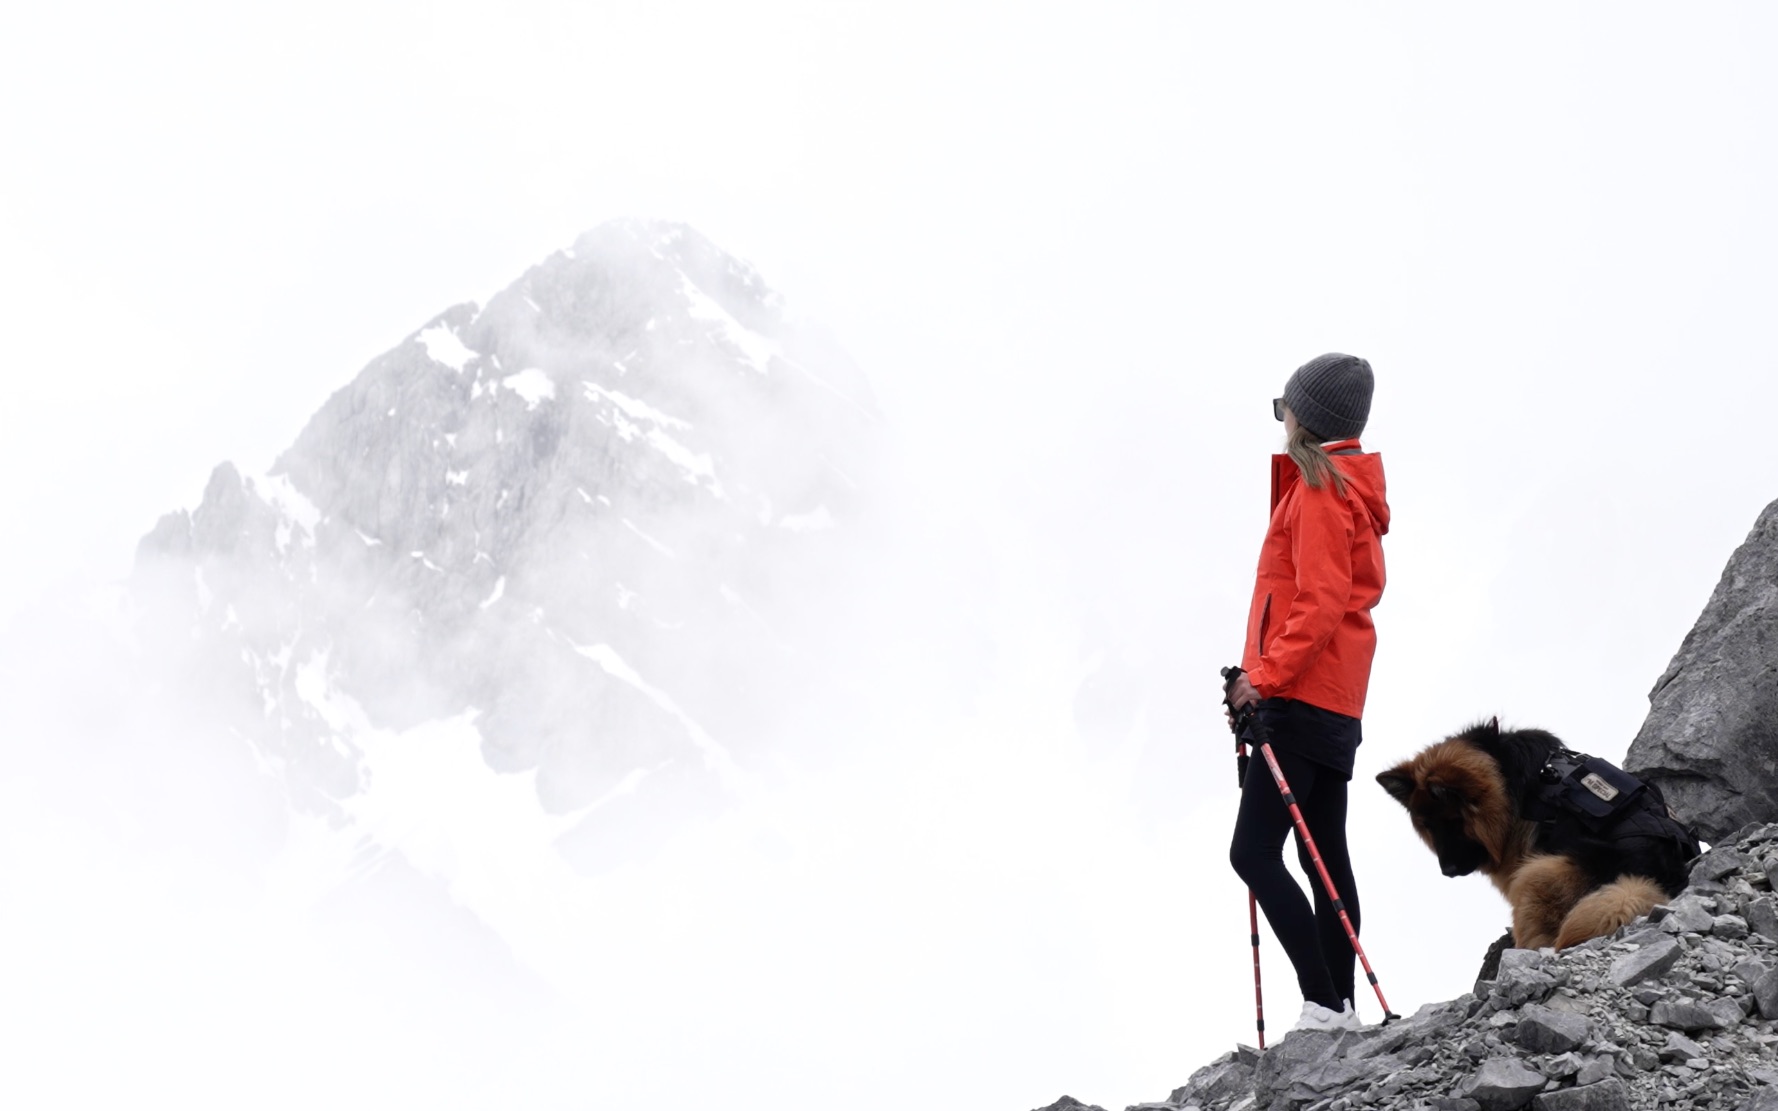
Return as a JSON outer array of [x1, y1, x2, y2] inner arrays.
[[1625, 497, 1778, 841]]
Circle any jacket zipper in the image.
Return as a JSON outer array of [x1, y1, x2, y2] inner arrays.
[[1258, 593, 1272, 657]]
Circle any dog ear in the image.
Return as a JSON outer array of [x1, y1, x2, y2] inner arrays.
[[1429, 782, 1463, 810], [1486, 716, 1500, 737], [1376, 769, 1415, 805]]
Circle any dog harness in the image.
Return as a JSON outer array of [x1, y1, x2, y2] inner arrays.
[[1523, 748, 1700, 859]]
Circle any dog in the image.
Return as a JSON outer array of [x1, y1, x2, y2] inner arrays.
[[1376, 718, 1699, 950]]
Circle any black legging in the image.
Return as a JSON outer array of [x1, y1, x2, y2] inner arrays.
[[1228, 747, 1359, 1012]]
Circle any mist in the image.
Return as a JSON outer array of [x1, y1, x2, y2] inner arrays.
[[5, 5, 1778, 1111]]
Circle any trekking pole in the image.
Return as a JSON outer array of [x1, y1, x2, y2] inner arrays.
[[1221, 668, 1401, 1027], [1248, 890, 1265, 1049], [1225, 671, 1265, 1049]]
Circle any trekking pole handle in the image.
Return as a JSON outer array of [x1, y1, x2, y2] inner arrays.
[[1220, 666, 1261, 735], [1221, 666, 1254, 786]]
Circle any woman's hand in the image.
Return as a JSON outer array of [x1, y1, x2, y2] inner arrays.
[[1225, 673, 1261, 711]]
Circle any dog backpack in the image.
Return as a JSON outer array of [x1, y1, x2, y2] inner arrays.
[[1524, 749, 1701, 860]]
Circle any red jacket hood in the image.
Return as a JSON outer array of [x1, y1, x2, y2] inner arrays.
[[1270, 440, 1390, 536]]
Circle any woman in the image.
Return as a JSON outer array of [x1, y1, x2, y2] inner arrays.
[[1224, 352, 1389, 1034]]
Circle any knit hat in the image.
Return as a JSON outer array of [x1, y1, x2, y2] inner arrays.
[[1282, 353, 1374, 440]]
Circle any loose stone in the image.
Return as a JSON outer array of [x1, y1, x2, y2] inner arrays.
[[1463, 1057, 1549, 1111], [1528, 1077, 1630, 1111]]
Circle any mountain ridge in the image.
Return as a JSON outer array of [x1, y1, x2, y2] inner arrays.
[[133, 219, 883, 853]]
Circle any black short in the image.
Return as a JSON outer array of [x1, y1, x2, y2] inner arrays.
[[1244, 697, 1362, 780]]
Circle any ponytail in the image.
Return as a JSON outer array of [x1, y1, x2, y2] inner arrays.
[[1286, 423, 1349, 496]]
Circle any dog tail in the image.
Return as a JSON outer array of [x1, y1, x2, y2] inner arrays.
[[1553, 875, 1667, 949]]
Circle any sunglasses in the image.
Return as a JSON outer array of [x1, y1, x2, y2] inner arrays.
[[1272, 397, 1286, 422]]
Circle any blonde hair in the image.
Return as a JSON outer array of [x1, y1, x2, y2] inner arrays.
[[1286, 422, 1349, 495]]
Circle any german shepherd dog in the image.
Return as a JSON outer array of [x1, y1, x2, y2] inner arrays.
[[1377, 719, 1697, 950]]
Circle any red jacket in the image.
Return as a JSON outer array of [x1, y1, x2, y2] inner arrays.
[[1240, 440, 1390, 718]]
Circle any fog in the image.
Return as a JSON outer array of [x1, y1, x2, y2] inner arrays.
[[4, 4, 1778, 1110]]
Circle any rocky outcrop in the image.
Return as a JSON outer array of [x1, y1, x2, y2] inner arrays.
[[1035, 503, 1778, 1111], [1625, 498, 1778, 842], [1060, 825, 1778, 1111]]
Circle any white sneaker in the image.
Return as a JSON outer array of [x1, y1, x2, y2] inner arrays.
[[1289, 999, 1362, 1034]]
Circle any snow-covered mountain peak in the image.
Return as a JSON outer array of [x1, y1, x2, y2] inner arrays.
[[134, 221, 881, 867]]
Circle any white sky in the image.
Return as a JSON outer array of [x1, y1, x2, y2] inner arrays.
[[4, 4, 1778, 1109]]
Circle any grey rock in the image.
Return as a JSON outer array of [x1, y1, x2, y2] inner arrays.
[[1171, 1051, 1256, 1106], [1033, 1099, 1107, 1111], [1345, 1024, 1414, 1060], [1720, 915, 1754, 940], [1750, 898, 1778, 942], [1529, 1078, 1630, 1111], [1575, 1058, 1616, 1086], [1739, 1089, 1778, 1111], [1463, 1057, 1550, 1111], [1652, 999, 1729, 1031], [1540, 1053, 1583, 1079], [1623, 497, 1778, 842], [1758, 969, 1778, 1020], [1620, 923, 1667, 947], [1498, 949, 1546, 976], [1282, 1059, 1374, 1100], [1253, 1030, 1345, 1102], [1495, 968, 1560, 1008], [1668, 897, 1718, 934], [1661, 1032, 1709, 1062], [1697, 850, 1751, 883], [1512, 1004, 1591, 1054], [1475, 930, 1519, 989], [1610, 936, 1683, 987], [1707, 995, 1749, 1027]]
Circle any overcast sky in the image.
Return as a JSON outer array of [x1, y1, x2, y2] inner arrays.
[[4, 4, 1778, 1109]]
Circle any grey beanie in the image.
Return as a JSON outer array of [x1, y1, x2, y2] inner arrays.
[[1282, 353, 1374, 440]]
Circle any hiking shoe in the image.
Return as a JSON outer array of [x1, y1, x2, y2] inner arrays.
[[1289, 1000, 1361, 1034]]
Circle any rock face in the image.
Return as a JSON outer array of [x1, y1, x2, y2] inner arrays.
[[1625, 498, 1778, 842], [132, 220, 881, 862], [1098, 824, 1778, 1111]]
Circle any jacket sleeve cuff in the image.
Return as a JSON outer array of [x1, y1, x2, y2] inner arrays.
[[1246, 666, 1277, 699]]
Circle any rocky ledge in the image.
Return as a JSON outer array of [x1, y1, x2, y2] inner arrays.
[[1044, 825, 1778, 1111]]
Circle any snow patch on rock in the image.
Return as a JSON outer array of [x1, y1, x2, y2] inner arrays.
[[418, 323, 477, 372]]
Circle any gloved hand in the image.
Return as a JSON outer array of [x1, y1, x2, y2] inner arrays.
[[1225, 672, 1261, 712]]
